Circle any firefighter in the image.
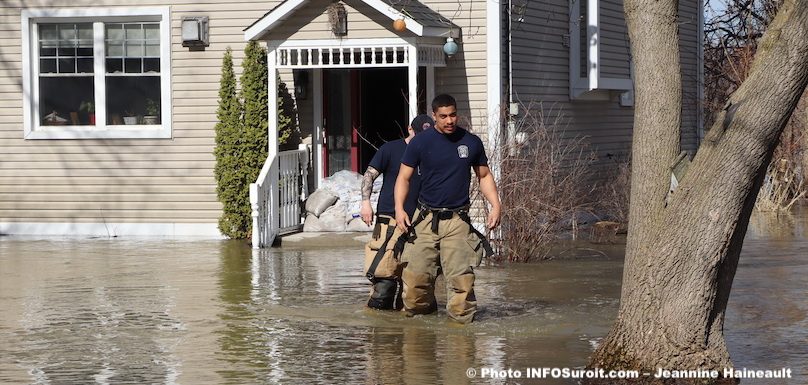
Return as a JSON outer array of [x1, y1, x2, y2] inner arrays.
[[394, 94, 501, 323], [361, 114, 434, 310]]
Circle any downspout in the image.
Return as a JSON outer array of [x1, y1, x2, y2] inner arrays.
[[507, 0, 516, 156], [487, 0, 503, 182]]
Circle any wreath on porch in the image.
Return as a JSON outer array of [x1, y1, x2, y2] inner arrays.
[[327, 2, 348, 36]]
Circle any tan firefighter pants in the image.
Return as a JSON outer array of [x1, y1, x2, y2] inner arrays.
[[400, 209, 484, 324], [364, 215, 405, 309]]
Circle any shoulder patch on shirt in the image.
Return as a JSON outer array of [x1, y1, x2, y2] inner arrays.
[[457, 145, 469, 158]]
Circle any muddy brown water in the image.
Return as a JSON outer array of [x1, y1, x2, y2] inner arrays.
[[0, 211, 805, 384]]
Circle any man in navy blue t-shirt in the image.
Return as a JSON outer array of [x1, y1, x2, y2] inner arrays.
[[361, 114, 433, 310], [394, 94, 501, 324]]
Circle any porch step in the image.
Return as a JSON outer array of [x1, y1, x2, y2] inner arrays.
[[278, 231, 371, 249]]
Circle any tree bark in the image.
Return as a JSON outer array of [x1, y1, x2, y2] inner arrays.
[[587, 1, 808, 383]]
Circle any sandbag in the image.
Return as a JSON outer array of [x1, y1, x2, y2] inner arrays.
[[303, 213, 323, 232], [305, 189, 338, 216], [346, 217, 373, 232], [318, 202, 347, 232]]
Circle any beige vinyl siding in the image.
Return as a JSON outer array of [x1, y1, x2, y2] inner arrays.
[[267, 0, 491, 143], [0, 1, 290, 227], [510, 0, 701, 171], [272, 0, 405, 40], [428, 0, 489, 140], [2, 0, 493, 229]]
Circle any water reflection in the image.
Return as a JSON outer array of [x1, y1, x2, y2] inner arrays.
[[0, 213, 805, 384]]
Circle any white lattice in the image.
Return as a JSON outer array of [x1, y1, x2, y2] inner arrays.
[[276, 44, 445, 68]]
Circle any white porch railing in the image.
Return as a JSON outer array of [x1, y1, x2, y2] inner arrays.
[[250, 145, 310, 248]]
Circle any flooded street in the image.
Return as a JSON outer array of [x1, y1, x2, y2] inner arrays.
[[0, 210, 806, 384]]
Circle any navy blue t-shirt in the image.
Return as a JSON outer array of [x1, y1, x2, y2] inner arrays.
[[368, 139, 421, 217], [401, 127, 488, 208]]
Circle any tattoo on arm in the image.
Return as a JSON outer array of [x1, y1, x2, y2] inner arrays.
[[361, 167, 380, 201]]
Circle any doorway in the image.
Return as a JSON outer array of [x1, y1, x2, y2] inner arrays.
[[322, 68, 408, 177]]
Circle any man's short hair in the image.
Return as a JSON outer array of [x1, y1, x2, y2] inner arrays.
[[410, 114, 434, 133], [431, 94, 457, 112]]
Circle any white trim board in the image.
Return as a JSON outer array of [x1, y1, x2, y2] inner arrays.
[[21, 7, 173, 140], [486, 0, 502, 180], [244, 0, 458, 41], [0, 222, 224, 238]]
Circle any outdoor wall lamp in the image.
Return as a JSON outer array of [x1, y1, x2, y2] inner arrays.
[[443, 37, 459, 57], [293, 70, 309, 100], [181, 16, 210, 47], [328, 2, 348, 36]]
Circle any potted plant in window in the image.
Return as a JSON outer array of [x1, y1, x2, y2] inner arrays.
[[79, 100, 95, 125], [123, 110, 138, 125], [143, 98, 160, 125]]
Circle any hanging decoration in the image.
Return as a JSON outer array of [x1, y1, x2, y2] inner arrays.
[[443, 37, 458, 56], [393, 18, 407, 32], [327, 2, 348, 36]]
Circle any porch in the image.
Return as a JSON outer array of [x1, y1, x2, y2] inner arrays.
[[246, 0, 459, 248]]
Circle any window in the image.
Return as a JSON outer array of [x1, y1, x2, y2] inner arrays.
[[569, 0, 632, 100], [22, 8, 171, 139]]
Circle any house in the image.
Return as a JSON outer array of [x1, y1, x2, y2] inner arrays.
[[0, 1, 702, 241]]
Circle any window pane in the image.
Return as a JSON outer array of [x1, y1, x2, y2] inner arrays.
[[107, 42, 124, 57], [57, 47, 75, 56], [143, 58, 160, 73], [105, 76, 161, 125], [77, 24, 93, 40], [106, 58, 123, 73], [125, 24, 144, 40], [40, 25, 57, 41], [126, 43, 144, 57], [579, 1, 588, 78], [76, 58, 94, 73], [58, 58, 75, 73], [145, 42, 160, 57], [106, 24, 124, 40], [38, 76, 95, 126], [77, 47, 93, 57], [124, 58, 142, 73], [40, 59, 57, 73], [40, 47, 57, 57], [144, 24, 159, 40], [58, 24, 76, 40]]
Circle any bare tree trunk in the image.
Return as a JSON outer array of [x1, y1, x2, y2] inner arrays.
[[587, 1, 808, 383]]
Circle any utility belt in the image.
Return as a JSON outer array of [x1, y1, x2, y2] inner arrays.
[[392, 200, 494, 258], [415, 201, 470, 234]]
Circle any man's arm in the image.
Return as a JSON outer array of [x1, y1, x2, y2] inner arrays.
[[360, 166, 381, 225], [473, 165, 502, 230], [394, 164, 415, 232]]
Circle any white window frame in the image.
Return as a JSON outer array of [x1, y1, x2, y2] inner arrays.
[[22, 7, 172, 139], [569, 0, 632, 100]]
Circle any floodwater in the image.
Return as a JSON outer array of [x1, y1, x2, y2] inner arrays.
[[0, 212, 805, 384]]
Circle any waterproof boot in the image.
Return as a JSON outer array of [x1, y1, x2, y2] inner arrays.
[[367, 279, 398, 310], [393, 279, 404, 310]]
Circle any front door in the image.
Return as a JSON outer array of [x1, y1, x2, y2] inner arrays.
[[322, 68, 409, 177], [323, 69, 359, 177]]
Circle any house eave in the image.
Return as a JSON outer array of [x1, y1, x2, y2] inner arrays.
[[244, 0, 459, 41]]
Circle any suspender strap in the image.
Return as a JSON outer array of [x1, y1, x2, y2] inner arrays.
[[392, 209, 429, 255], [366, 223, 397, 281], [459, 212, 495, 258]]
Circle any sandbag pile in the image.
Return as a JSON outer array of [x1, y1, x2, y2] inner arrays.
[[303, 170, 382, 232]]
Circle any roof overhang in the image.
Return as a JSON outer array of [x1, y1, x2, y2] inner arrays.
[[244, 0, 459, 41]]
